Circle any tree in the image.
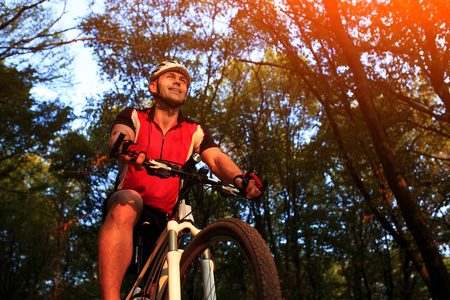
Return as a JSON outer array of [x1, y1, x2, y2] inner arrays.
[[322, 1, 449, 297], [0, 63, 72, 175], [0, 62, 103, 299], [1, 1, 106, 299], [219, 0, 450, 297], [80, 0, 450, 298], [0, 0, 72, 59], [0, 63, 74, 298]]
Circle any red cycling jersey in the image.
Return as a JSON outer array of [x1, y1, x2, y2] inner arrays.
[[112, 106, 218, 214]]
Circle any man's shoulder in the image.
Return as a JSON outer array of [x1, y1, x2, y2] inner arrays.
[[180, 116, 210, 132], [118, 107, 153, 117], [181, 116, 199, 125]]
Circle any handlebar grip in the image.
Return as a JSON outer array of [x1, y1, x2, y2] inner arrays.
[[109, 133, 126, 158]]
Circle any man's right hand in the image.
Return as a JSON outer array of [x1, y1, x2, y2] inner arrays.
[[119, 140, 147, 171]]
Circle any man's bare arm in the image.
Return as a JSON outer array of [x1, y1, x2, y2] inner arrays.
[[201, 147, 261, 199], [109, 124, 145, 170]]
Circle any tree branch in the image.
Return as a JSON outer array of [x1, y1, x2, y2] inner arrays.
[[0, 0, 48, 31]]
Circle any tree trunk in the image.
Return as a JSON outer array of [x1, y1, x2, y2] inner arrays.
[[323, 0, 450, 299]]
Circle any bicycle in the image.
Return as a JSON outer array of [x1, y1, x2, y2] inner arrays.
[[110, 133, 282, 300]]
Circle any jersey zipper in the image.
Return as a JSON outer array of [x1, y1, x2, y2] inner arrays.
[[153, 122, 179, 159], [160, 134, 165, 159]]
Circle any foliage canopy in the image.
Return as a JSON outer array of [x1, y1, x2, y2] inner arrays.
[[1, 0, 449, 299]]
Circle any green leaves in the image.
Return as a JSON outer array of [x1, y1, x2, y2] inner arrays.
[[1, 0, 449, 298], [80, 0, 450, 297], [0, 63, 101, 299]]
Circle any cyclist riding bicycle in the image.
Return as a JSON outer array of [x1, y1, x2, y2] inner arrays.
[[98, 61, 263, 300]]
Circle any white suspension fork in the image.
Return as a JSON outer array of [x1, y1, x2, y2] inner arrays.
[[166, 219, 201, 300], [199, 249, 217, 300], [165, 202, 217, 300]]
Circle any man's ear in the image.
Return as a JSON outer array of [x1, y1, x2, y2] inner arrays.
[[149, 81, 157, 93]]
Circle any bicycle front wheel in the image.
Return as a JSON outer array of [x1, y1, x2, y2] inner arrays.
[[179, 218, 281, 300]]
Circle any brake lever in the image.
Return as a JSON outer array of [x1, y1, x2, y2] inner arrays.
[[144, 159, 172, 170], [215, 185, 240, 197], [144, 159, 181, 179]]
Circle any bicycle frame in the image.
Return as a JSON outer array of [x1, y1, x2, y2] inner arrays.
[[124, 200, 216, 300]]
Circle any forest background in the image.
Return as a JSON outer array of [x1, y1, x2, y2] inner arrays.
[[1, 0, 449, 299]]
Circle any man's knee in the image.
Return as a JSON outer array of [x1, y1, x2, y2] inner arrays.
[[105, 190, 144, 226]]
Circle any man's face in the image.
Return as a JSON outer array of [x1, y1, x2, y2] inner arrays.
[[150, 71, 188, 107]]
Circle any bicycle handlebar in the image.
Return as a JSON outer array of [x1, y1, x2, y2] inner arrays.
[[110, 133, 241, 198]]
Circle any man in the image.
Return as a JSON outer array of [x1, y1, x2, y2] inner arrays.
[[98, 61, 262, 299]]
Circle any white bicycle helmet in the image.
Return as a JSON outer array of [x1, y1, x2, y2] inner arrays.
[[150, 60, 191, 88]]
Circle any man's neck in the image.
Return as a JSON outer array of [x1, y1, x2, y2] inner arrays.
[[153, 103, 180, 134]]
